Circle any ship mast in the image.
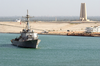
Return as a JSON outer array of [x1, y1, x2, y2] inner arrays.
[[23, 10, 33, 30], [26, 10, 30, 30]]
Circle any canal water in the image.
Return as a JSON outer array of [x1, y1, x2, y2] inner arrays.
[[0, 33, 100, 66]]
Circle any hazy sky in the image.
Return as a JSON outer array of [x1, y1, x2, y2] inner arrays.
[[0, 0, 99, 16]]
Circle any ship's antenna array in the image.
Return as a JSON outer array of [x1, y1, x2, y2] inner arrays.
[[22, 10, 34, 30]]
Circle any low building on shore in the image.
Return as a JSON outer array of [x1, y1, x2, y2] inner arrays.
[[15, 19, 21, 22], [85, 26, 100, 33]]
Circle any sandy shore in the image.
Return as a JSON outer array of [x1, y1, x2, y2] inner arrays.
[[0, 21, 100, 35]]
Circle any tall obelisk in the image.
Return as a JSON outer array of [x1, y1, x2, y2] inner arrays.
[[80, 3, 87, 21]]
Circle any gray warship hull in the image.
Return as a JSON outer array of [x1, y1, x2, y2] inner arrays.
[[11, 39, 40, 48], [11, 10, 41, 48]]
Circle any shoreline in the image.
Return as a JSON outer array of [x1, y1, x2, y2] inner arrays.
[[0, 32, 100, 37], [0, 21, 100, 37]]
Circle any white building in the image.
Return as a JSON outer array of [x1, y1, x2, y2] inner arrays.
[[15, 19, 21, 22], [85, 26, 100, 33]]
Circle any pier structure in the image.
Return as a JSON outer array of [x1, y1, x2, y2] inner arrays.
[[80, 3, 89, 21]]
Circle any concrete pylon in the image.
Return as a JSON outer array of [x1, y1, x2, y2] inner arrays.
[[80, 3, 87, 21]]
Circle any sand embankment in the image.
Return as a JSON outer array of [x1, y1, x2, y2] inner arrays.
[[0, 21, 100, 35]]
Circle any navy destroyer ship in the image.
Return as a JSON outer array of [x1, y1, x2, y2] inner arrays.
[[11, 10, 41, 48]]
